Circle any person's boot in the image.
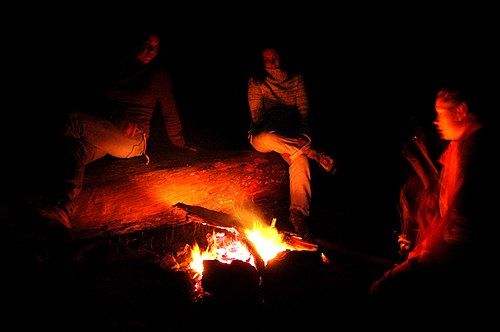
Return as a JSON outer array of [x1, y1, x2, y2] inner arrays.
[[307, 149, 338, 174], [34, 196, 74, 230], [289, 209, 310, 237]]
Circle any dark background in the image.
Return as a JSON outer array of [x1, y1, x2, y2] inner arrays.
[[6, 5, 499, 253]]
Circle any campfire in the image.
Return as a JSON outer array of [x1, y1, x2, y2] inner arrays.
[[171, 203, 329, 304]]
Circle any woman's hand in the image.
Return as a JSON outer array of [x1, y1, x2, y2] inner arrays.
[[182, 145, 200, 153]]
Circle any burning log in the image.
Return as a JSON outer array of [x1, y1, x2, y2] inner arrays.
[[174, 203, 267, 272], [201, 259, 262, 305], [281, 232, 319, 252], [175, 203, 320, 273]]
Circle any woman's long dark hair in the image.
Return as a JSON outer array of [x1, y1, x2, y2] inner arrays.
[[248, 43, 299, 84]]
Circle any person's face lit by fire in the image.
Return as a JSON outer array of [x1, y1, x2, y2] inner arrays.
[[434, 94, 468, 141], [136, 34, 160, 65], [263, 48, 280, 69]]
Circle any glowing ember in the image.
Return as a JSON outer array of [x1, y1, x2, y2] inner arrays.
[[189, 218, 312, 277], [190, 232, 255, 274]]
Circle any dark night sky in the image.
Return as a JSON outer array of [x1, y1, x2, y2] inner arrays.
[[21, 8, 498, 114], [22, 11, 497, 154]]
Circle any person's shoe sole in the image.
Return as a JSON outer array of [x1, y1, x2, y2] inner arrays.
[[35, 206, 72, 229]]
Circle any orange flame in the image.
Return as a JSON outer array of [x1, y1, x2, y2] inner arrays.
[[189, 218, 307, 276]]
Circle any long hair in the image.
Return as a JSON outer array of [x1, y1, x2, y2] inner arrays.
[[248, 43, 298, 84], [398, 127, 440, 255]]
